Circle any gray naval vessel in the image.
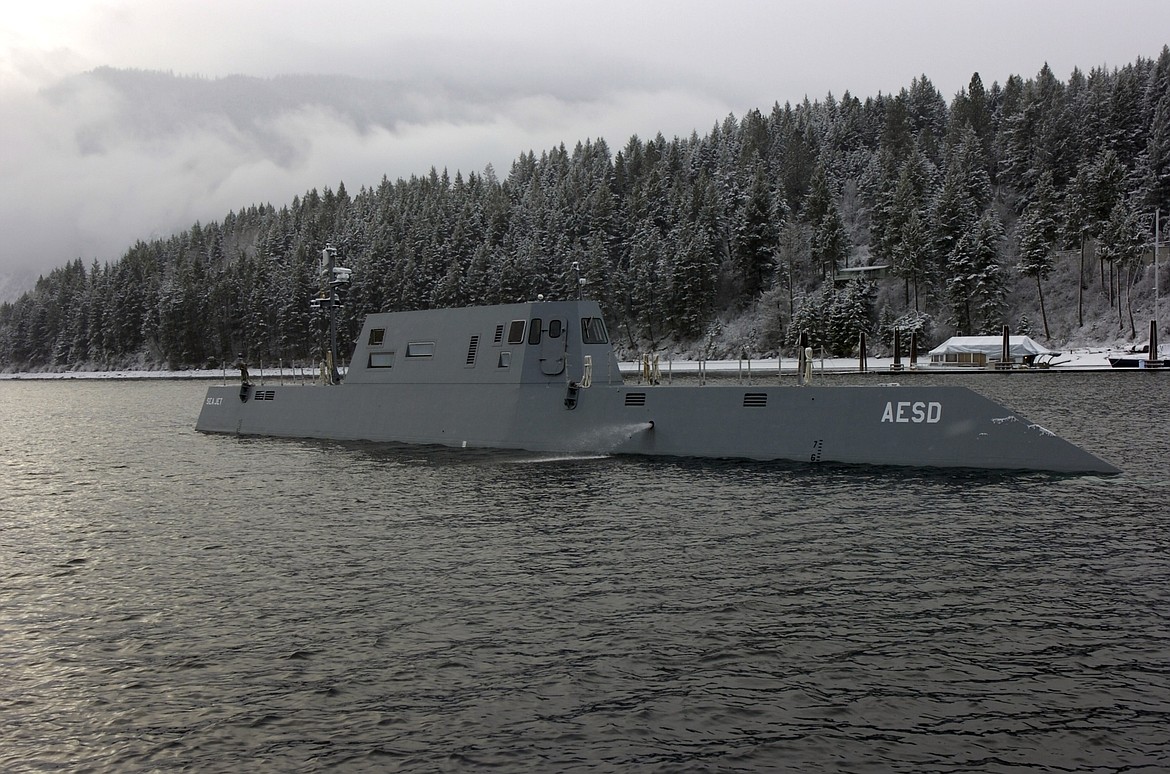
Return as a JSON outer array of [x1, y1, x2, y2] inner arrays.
[[197, 291, 1119, 475]]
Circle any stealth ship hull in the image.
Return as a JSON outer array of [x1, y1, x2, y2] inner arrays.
[[196, 299, 1119, 474]]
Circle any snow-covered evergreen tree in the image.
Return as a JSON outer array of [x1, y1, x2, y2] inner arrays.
[[1016, 171, 1058, 338]]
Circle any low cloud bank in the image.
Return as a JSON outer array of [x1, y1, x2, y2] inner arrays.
[[0, 68, 730, 284]]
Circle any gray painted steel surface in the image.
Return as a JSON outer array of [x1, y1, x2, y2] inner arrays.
[[196, 300, 1119, 474]]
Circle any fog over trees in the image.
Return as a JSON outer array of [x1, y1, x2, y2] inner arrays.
[[2, 47, 1169, 371]]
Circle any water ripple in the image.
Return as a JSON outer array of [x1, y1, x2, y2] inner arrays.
[[1, 379, 1168, 772]]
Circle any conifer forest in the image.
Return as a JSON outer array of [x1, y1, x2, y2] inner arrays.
[[2, 48, 1169, 371]]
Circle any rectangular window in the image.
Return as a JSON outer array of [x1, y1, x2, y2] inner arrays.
[[368, 328, 385, 346], [507, 320, 525, 344], [368, 352, 395, 368], [582, 317, 609, 344], [406, 342, 435, 358], [528, 317, 542, 345]]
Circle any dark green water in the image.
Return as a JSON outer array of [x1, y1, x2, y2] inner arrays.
[[1, 377, 1167, 772]]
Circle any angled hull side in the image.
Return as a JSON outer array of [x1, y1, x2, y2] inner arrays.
[[579, 384, 1117, 473], [197, 381, 1119, 474]]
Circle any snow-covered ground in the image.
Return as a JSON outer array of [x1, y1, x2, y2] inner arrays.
[[0, 367, 316, 381], [0, 347, 1129, 381], [620, 347, 1119, 377]]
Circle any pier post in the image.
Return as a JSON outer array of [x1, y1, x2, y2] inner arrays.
[[797, 332, 809, 386], [997, 325, 1012, 370], [1147, 320, 1160, 368]]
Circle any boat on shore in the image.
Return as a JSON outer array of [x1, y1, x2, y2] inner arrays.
[[1107, 355, 1169, 368], [924, 334, 1059, 370], [1109, 321, 1166, 368], [196, 298, 1119, 475]]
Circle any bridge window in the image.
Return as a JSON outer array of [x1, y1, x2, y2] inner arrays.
[[368, 328, 385, 346], [368, 351, 395, 368], [528, 317, 542, 345], [406, 341, 435, 358], [507, 320, 525, 344], [581, 317, 608, 344]]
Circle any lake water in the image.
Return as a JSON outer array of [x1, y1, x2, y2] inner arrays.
[[1, 374, 1168, 772]]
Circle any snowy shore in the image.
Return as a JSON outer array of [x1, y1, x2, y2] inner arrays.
[[0, 347, 1132, 381]]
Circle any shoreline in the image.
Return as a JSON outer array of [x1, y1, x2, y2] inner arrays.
[[2, 348, 1159, 381]]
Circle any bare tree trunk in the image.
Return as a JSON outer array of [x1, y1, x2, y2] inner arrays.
[[624, 318, 638, 349], [786, 263, 794, 316], [1116, 263, 1124, 331], [1126, 262, 1137, 339], [1036, 275, 1050, 339], [1118, 288, 1124, 330], [1078, 233, 1085, 328]]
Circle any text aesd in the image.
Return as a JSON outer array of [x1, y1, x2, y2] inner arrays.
[[881, 400, 942, 424]]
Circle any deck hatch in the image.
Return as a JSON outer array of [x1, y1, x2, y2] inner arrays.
[[625, 393, 647, 407], [465, 335, 480, 366], [743, 392, 768, 407]]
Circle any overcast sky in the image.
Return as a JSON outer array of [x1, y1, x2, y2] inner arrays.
[[2, 0, 1168, 281]]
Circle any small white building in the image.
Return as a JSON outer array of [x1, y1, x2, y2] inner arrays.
[[928, 336, 1058, 367]]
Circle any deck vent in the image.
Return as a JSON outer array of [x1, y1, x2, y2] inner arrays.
[[743, 392, 768, 408], [254, 390, 276, 401], [625, 393, 647, 407], [493, 324, 504, 345], [466, 335, 480, 366]]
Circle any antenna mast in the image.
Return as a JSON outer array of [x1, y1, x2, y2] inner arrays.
[[310, 244, 352, 384]]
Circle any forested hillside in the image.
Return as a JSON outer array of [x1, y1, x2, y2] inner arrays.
[[2, 48, 1169, 371]]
